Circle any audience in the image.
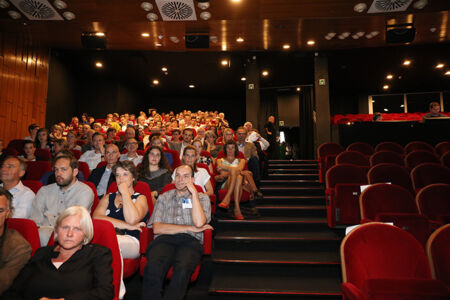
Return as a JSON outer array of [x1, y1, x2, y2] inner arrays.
[[88, 143, 120, 198], [79, 132, 105, 171], [67, 131, 82, 151], [422, 101, 446, 121]]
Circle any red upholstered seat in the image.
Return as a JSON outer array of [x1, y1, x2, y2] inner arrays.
[[404, 150, 439, 170], [163, 149, 181, 169], [441, 151, 450, 168], [369, 150, 404, 166], [359, 183, 431, 246], [341, 223, 449, 300], [96, 161, 107, 168], [367, 163, 412, 192], [24, 161, 52, 180], [416, 184, 450, 227], [6, 139, 27, 156], [75, 140, 86, 146], [4, 148, 18, 157], [35, 148, 52, 161], [435, 141, 450, 157], [70, 149, 82, 159], [346, 142, 374, 157], [21, 179, 43, 194], [325, 164, 367, 227], [216, 150, 245, 159], [426, 224, 450, 288], [82, 181, 99, 214], [336, 151, 370, 171], [405, 141, 435, 154], [317, 142, 344, 183], [7, 218, 41, 257], [411, 163, 450, 192], [77, 161, 91, 180], [374, 141, 404, 155]]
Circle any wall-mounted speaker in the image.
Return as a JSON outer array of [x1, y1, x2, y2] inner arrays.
[[386, 24, 415, 44], [185, 34, 210, 49], [81, 32, 107, 50]]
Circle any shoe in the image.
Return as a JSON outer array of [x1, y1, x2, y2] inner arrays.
[[254, 190, 264, 199], [218, 201, 230, 209], [234, 210, 244, 220]]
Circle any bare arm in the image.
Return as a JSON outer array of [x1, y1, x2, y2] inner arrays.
[[118, 182, 148, 224], [186, 182, 207, 227]]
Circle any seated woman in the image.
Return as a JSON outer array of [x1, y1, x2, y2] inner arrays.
[[19, 140, 37, 161], [7, 205, 114, 299], [192, 139, 213, 174], [175, 145, 214, 196], [67, 131, 82, 151], [204, 130, 222, 159], [150, 135, 173, 167], [105, 128, 117, 144], [138, 146, 172, 204], [52, 138, 69, 156], [93, 161, 149, 259], [34, 128, 52, 151]]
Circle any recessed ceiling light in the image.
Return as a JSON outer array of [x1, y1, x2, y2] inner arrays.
[[8, 10, 21, 19], [365, 34, 373, 39], [236, 37, 244, 43], [62, 11, 75, 20], [221, 59, 229, 66], [413, 0, 428, 9], [352, 34, 360, 39], [430, 27, 437, 32], [152, 79, 159, 85], [189, 84, 195, 88], [338, 35, 346, 40], [296, 87, 301, 91], [141, 2, 153, 11], [53, 0, 67, 10], [210, 36, 218, 43], [262, 70, 269, 76], [327, 32, 336, 38], [325, 36, 333, 40], [282, 44, 290, 50], [169, 36, 180, 43], [146, 13, 158, 21], [307, 40, 315, 46], [95, 62, 103, 68], [241, 77, 246, 81], [197, 1, 210, 10], [161, 67, 168, 72], [231, 0, 241, 3], [435, 63, 444, 69], [356, 32, 365, 37], [353, 3, 367, 13], [370, 31, 379, 36], [141, 33, 150, 37], [403, 60, 411, 66], [383, 84, 389, 90], [200, 11, 211, 20], [155, 43, 162, 47], [95, 32, 105, 37], [445, 71, 450, 76], [0, 0, 10, 8], [386, 74, 394, 79], [384, 108, 389, 111], [341, 32, 351, 38]]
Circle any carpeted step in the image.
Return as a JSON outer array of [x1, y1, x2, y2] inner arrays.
[[268, 163, 318, 170], [261, 179, 322, 187], [260, 186, 324, 196], [259, 195, 325, 206], [269, 168, 319, 174], [267, 173, 320, 180], [256, 204, 326, 218], [214, 217, 329, 232]]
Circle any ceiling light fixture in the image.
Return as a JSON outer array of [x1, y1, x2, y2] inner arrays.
[[62, 11, 75, 20], [341, 32, 351, 38], [95, 32, 105, 37], [155, 43, 162, 47], [231, 0, 241, 3], [307, 40, 315, 46], [435, 63, 444, 69], [236, 37, 244, 43], [95, 62, 103, 68], [241, 77, 246, 81], [141, 2, 153, 11], [370, 31, 379, 36], [221, 59, 229, 66], [430, 27, 437, 32], [53, 0, 67, 10], [197, 1, 210, 10], [200, 11, 211, 20], [161, 67, 168, 72], [169, 36, 179, 43], [386, 74, 394, 79], [352, 34, 360, 39], [353, 3, 367, 13], [8, 10, 21, 19], [141, 33, 150, 37], [146, 13, 158, 21], [262, 70, 269, 76], [383, 84, 389, 90], [413, 0, 428, 9], [152, 79, 159, 85], [445, 71, 450, 76], [384, 108, 389, 111], [282, 44, 290, 50], [365, 33, 373, 39], [0, 0, 10, 8], [189, 84, 195, 88], [296, 87, 301, 91], [327, 32, 336, 38], [403, 59, 411, 66]]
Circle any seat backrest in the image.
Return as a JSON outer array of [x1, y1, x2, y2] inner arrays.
[[325, 164, 367, 189], [336, 151, 370, 167], [370, 150, 404, 166], [346, 142, 374, 156], [24, 161, 52, 180], [77, 161, 91, 180], [359, 183, 418, 220], [76, 140, 86, 146], [411, 163, 450, 192], [96, 161, 107, 169], [441, 151, 450, 169], [163, 149, 181, 169], [367, 163, 412, 192], [83, 181, 99, 214], [426, 224, 450, 286], [107, 181, 154, 216], [405, 141, 435, 154], [6, 218, 41, 256], [317, 142, 344, 159], [341, 222, 432, 289], [404, 150, 439, 170], [21, 179, 43, 194], [416, 184, 450, 221], [35, 148, 52, 161], [7, 139, 27, 155], [435, 141, 450, 157], [374, 141, 404, 154], [70, 149, 82, 159]]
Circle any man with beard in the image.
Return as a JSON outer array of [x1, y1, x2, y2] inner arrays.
[[30, 155, 94, 246]]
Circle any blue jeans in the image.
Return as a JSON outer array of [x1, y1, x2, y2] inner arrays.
[[141, 234, 203, 300]]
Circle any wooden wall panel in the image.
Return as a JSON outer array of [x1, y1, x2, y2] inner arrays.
[[0, 33, 49, 146]]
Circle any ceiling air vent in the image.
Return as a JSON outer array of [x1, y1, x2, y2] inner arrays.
[[155, 0, 197, 21], [10, 0, 63, 20], [368, 0, 413, 13]]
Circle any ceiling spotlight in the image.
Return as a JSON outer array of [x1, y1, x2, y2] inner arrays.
[[383, 84, 389, 90], [338, 35, 346, 40], [445, 71, 450, 76], [236, 37, 244, 43], [95, 62, 103, 68], [221, 59, 229, 66], [341, 32, 351, 38], [296, 87, 301, 91], [403, 60, 411, 66], [210, 36, 218, 43], [241, 77, 246, 81], [435, 63, 444, 69], [370, 31, 379, 36], [262, 70, 269, 76], [146, 13, 158, 21], [327, 32, 336, 38], [95, 32, 105, 37], [384, 108, 389, 111], [365, 34, 373, 39], [352, 34, 360, 39], [161, 67, 168, 72], [141, 33, 150, 37], [307, 40, 315, 46], [386, 74, 394, 79], [325, 36, 333, 40], [353, 3, 367, 13], [141, 2, 153, 11], [200, 11, 211, 20], [282, 44, 290, 50], [155, 43, 162, 47], [231, 0, 241, 3], [62, 11, 75, 20], [413, 0, 428, 9], [53, 0, 67, 9], [430, 27, 437, 32], [197, 1, 210, 9], [8, 10, 21, 19], [152, 79, 159, 85], [400, 104, 404, 107], [189, 84, 195, 88], [356, 32, 365, 37], [0, 0, 10, 8], [169, 36, 179, 43]]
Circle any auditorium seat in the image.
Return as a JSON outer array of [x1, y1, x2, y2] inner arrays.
[[341, 223, 449, 300], [325, 164, 367, 228], [96, 161, 107, 168], [441, 151, 450, 168], [317, 142, 344, 183], [70, 149, 82, 159], [411, 163, 450, 192], [435, 141, 450, 157], [405, 141, 435, 154], [75, 140, 86, 146], [83, 181, 99, 214], [6, 139, 27, 156], [369, 150, 404, 166], [367, 163, 412, 192], [4, 148, 18, 157], [336, 151, 370, 171], [359, 183, 431, 246], [416, 184, 450, 227], [35, 148, 52, 161], [21, 179, 43, 194], [24, 161, 52, 180], [426, 224, 450, 288], [7, 218, 41, 257], [77, 161, 91, 180], [404, 150, 440, 170], [346, 142, 374, 157], [163, 149, 181, 169], [374, 141, 404, 154]]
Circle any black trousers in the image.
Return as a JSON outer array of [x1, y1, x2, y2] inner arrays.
[[141, 234, 203, 300]]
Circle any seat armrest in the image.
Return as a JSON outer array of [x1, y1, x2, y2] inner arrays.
[[139, 227, 154, 255], [341, 282, 366, 300], [203, 229, 212, 255]]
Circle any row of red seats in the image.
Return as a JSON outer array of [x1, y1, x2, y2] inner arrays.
[[332, 112, 450, 125]]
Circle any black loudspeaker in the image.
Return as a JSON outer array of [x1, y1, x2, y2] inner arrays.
[[185, 34, 210, 49], [81, 32, 107, 49], [386, 25, 415, 44]]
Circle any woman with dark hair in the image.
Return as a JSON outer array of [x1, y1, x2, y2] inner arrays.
[[93, 161, 149, 260], [138, 146, 172, 204], [193, 139, 213, 174], [204, 130, 222, 159], [34, 128, 52, 150]]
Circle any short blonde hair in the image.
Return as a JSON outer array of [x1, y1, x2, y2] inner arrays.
[[54, 206, 94, 245]]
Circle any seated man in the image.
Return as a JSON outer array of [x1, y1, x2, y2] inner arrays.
[[79, 132, 105, 170], [88, 143, 120, 198], [40, 150, 85, 185], [0, 157, 35, 219], [422, 101, 446, 122], [119, 138, 143, 166], [0, 187, 32, 294], [30, 155, 94, 245], [141, 165, 212, 300], [169, 128, 193, 159], [24, 123, 39, 141]]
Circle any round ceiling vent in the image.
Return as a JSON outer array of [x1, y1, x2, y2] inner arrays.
[[374, 0, 410, 12], [161, 1, 193, 20], [18, 0, 55, 19]]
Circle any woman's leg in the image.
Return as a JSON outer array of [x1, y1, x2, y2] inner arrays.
[[233, 174, 244, 219], [219, 169, 238, 206]]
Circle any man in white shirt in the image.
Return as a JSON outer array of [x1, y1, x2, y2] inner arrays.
[[79, 132, 105, 170], [119, 138, 143, 167], [0, 157, 35, 219], [169, 128, 194, 159]]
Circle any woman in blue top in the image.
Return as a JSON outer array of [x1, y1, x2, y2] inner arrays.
[[93, 160, 149, 259]]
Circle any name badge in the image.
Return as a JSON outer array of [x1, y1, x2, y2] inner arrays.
[[181, 197, 192, 209]]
